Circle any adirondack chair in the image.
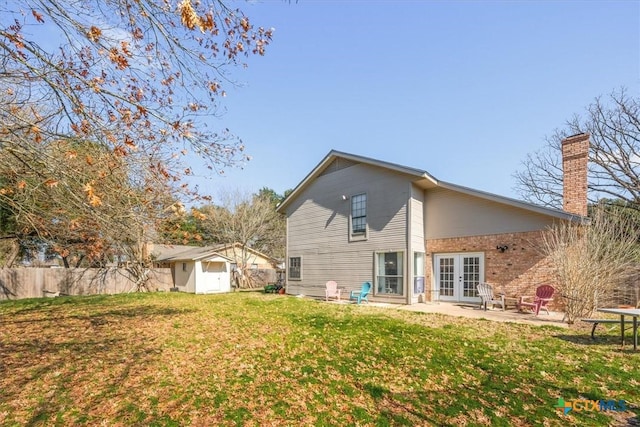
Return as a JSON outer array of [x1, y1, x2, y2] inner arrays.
[[350, 282, 371, 304], [325, 280, 341, 301], [476, 282, 505, 311], [518, 284, 555, 315]]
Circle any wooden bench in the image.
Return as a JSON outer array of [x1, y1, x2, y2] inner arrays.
[[581, 318, 636, 340]]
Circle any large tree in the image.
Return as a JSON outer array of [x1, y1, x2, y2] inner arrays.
[[1, 131, 179, 288], [0, 1, 273, 278], [514, 89, 640, 210], [517, 89, 640, 314], [198, 188, 285, 261], [161, 187, 286, 257]]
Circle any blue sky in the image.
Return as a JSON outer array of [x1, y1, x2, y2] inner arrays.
[[195, 0, 640, 201]]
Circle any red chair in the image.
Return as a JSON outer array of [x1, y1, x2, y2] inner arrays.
[[518, 285, 555, 315]]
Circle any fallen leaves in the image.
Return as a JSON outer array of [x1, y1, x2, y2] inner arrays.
[[0, 293, 637, 426]]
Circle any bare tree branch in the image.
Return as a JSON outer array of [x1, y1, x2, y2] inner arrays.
[[514, 89, 640, 209], [0, 0, 274, 288]]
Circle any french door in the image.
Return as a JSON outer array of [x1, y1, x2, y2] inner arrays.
[[434, 253, 484, 302]]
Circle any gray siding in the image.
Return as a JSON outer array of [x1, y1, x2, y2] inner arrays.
[[285, 162, 410, 302], [425, 187, 557, 239]]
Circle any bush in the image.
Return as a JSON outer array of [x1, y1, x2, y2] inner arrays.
[[541, 204, 640, 323]]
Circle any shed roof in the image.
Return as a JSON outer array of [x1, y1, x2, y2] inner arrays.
[[153, 245, 233, 262]]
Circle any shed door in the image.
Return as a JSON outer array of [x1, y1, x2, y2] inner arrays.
[[434, 253, 483, 302], [201, 262, 230, 293]]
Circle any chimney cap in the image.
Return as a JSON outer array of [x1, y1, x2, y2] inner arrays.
[[562, 133, 590, 143]]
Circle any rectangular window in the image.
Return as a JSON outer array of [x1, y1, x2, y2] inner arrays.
[[288, 256, 302, 280], [182, 262, 187, 272], [351, 193, 367, 235], [376, 251, 403, 296]]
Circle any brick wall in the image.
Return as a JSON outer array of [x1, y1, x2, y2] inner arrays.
[[426, 231, 561, 307], [562, 133, 589, 217]]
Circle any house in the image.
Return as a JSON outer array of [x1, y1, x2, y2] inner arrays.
[[276, 133, 589, 305], [210, 243, 282, 287], [213, 243, 280, 271], [151, 243, 281, 292], [153, 245, 233, 294]]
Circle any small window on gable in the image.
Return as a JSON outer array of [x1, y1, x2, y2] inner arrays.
[[351, 193, 367, 236], [182, 262, 187, 272], [288, 256, 302, 280]]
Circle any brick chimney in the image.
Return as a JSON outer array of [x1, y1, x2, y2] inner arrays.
[[561, 133, 589, 216]]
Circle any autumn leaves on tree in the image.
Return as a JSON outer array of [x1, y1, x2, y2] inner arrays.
[[0, 0, 273, 281]]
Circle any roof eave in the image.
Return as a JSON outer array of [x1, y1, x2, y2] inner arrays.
[[276, 150, 437, 213], [275, 149, 586, 223], [437, 180, 587, 222]]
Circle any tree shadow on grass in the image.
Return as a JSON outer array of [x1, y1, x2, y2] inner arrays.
[[0, 304, 194, 325], [553, 333, 614, 345], [357, 383, 442, 426], [552, 332, 639, 352], [1, 333, 164, 425], [0, 303, 193, 425], [356, 379, 635, 427]]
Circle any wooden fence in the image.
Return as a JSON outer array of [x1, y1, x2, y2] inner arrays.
[[0, 268, 174, 300]]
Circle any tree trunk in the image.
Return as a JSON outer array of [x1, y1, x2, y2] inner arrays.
[[1, 239, 20, 268]]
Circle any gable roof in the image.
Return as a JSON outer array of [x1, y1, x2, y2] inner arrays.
[[151, 244, 199, 260], [211, 242, 280, 264], [152, 243, 279, 264], [152, 245, 233, 262], [276, 149, 585, 222]]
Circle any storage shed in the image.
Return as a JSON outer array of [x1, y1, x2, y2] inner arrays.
[[155, 246, 233, 294]]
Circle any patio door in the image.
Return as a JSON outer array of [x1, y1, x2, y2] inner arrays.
[[434, 253, 484, 302]]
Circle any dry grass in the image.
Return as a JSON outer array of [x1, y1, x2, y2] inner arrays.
[[0, 292, 638, 426]]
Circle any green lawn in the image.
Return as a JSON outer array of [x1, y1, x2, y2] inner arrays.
[[0, 292, 637, 426]]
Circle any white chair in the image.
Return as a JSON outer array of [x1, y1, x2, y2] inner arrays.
[[476, 282, 505, 311], [325, 280, 341, 301]]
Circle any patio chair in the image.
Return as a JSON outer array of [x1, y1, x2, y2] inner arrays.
[[349, 281, 371, 304], [476, 282, 505, 311], [518, 284, 555, 315], [325, 280, 341, 301]]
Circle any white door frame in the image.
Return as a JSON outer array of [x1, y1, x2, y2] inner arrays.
[[433, 252, 484, 302]]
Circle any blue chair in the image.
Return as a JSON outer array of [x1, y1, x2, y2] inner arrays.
[[350, 282, 372, 304]]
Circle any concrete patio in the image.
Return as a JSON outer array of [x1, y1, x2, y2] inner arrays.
[[394, 301, 568, 328], [326, 299, 569, 328]]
